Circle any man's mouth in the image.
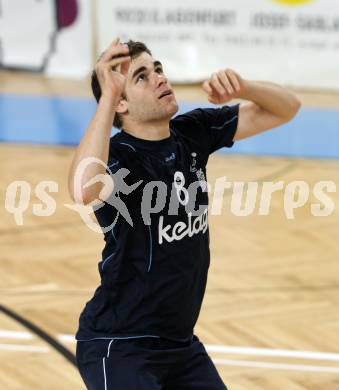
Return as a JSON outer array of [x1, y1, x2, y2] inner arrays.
[[158, 90, 173, 99]]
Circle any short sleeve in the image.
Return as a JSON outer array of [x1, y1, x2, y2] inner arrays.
[[105, 138, 122, 175], [94, 143, 121, 237], [105, 157, 120, 175], [171, 104, 239, 155]]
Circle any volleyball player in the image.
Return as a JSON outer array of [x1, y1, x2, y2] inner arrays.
[[68, 37, 301, 389]]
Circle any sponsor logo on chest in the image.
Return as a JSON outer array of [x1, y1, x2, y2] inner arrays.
[[158, 208, 208, 244]]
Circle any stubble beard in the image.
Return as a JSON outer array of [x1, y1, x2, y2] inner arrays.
[[134, 99, 178, 124]]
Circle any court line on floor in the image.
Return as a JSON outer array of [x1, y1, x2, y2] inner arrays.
[[57, 334, 339, 363], [0, 343, 48, 353], [1, 341, 338, 373], [1, 329, 339, 373], [205, 345, 339, 362], [3, 330, 339, 362], [212, 358, 339, 373], [0, 330, 33, 339]]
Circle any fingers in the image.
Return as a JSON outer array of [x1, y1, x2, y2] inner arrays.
[[202, 80, 213, 95], [208, 95, 220, 104], [203, 76, 230, 103], [106, 56, 131, 71], [202, 80, 219, 102], [225, 69, 241, 93], [101, 37, 121, 61], [211, 72, 226, 96], [95, 55, 130, 79], [217, 71, 234, 95], [202, 82, 222, 104], [99, 38, 129, 64], [120, 57, 131, 76], [202, 68, 243, 104]]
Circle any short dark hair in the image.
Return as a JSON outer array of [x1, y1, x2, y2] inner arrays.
[[91, 40, 152, 129]]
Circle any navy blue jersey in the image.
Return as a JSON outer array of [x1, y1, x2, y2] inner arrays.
[[76, 104, 239, 342]]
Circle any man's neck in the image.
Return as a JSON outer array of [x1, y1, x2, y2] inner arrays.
[[122, 120, 171, 141]]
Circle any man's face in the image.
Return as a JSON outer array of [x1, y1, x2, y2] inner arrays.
[[122, 52, 178, 124]]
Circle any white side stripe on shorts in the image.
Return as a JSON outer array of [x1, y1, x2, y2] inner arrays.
[[107, 339, 115, 358], [103, 357, 107, 390]]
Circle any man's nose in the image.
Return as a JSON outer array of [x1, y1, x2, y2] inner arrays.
[[154, 72, 167, 88]]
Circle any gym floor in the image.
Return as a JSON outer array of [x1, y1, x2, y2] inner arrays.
[[0, 70, 338, 389]]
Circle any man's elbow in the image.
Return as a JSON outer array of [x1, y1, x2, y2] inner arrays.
[[72, 187, 101, 206], [284, 95, 302, 122], [73, 192, 92, 206], [68, 179, 94, 206], [69, 177, 114, 206], [292, 95, 302, 115]]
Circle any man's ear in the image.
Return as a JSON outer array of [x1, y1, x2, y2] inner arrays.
[[115, 98, 128, 115]]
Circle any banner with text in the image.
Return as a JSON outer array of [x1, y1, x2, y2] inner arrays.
[[97, 0, 339, 89]]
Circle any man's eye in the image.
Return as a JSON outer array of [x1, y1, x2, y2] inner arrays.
[[156, 68, 163, 74], [137, 74, 146, 82]]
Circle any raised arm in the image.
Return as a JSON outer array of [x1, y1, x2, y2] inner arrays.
[[202, 69, 301, 141], [68, 37, 130, 205]]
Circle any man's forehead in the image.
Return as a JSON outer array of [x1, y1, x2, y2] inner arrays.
[[127, 52, 159, 75]]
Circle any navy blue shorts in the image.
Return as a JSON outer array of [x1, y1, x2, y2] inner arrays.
[[76, 335, 228, 390]]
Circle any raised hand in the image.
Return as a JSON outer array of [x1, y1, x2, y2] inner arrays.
[[202, 68, 246, 104], [95, 37, 131, 101]]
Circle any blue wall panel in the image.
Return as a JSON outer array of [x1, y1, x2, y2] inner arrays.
[[0, 94, 338, 159]]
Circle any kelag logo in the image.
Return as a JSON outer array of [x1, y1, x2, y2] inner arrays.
[[272, 0, 314, 5]]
